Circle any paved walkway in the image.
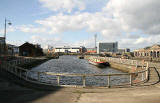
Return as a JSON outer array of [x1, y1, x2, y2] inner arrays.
[[1, 85, 160, 103]]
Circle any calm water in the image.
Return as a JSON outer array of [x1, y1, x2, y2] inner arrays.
[[29, 55, 129, 86]]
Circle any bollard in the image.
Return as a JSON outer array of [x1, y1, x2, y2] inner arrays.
[[26, 72, 28, 80], [15, 67, 17, 75], [136, 61, 138, 68], [38, 72, 40, 81], [19, 70, 21, 78], [130, 74, 132, 86], [146, 62, 149, 80], [82, 76, 86, 87], [142, 72, 144, 81], [108, 75, 111, 88], [57, 76, 60, 86]]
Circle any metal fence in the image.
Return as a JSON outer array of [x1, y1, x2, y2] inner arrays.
[[0, 58, 149, 88], [86, 56, 149, 68]]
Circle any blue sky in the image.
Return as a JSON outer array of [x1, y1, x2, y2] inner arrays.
[[0, 0, 160, 50]]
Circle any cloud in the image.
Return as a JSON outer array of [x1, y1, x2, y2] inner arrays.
[[0, 29, 3, 35], [6, 0, 160, 50], [39, 0, 85, 13], [35, 12, 123, 38], [103, 0, 160, 35], [16, 25, 46, 34], [30, 35, 63, 48], [0, 26, 15, 36]]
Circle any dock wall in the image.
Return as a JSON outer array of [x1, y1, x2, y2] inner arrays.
[[85, 56, 147, 73]]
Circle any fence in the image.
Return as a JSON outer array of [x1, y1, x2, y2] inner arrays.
[[87, 56, 149, 68], [0, 58, 149, 88]]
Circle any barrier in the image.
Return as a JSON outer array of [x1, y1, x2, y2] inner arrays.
[[0, 59, 149, 88]]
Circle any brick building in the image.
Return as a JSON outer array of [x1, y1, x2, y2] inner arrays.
[[19, 42, 43, 57], [134, 44, 160, 58]]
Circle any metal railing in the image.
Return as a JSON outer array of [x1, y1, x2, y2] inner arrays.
[[86, 56, 149, 68], [0, 59, 149, 88]]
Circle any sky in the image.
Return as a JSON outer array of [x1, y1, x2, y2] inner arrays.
[[0, 0, 160, 50]]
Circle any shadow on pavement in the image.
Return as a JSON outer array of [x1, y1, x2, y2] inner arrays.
[[0, 70, 62, 103]]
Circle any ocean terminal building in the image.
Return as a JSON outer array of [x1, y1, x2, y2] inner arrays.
[[53, 46, 86, 53]]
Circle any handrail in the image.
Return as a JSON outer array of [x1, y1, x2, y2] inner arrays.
[[44, 70, 147, 76], [0, 58, 149, 88], [86, 56, 149, 68]]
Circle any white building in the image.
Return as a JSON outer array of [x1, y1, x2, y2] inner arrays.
[[54, 46, 85, 53]]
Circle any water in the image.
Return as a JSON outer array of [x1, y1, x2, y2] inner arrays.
[[28, 55, 129, 86]]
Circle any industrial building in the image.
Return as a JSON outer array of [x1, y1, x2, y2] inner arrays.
[[97, 42, 118, 54]]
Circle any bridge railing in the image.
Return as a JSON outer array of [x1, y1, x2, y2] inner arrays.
[[0, 61, 149, 88]]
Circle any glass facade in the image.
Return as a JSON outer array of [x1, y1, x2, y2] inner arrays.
[[98, 42, 118, 53]]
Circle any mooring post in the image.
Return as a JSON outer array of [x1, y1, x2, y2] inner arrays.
[[130, 74, 132, 86], [57, 75, 60, 86], [19, 70, 21, 78], [15, 67, 17, 75], [108, 75, 110, 88], [26, 72, 28, 80], [142, 72, 144, 81], [38, 72, 40, 81], [82, 75, 86, 87], [136, 61, 138, 68], [146, 62, 149, 80]]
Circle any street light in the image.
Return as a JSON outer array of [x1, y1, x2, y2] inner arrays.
[[4, 18, 12, 55]]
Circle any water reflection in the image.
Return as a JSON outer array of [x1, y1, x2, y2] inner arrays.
[[28, 55, 129, 86]]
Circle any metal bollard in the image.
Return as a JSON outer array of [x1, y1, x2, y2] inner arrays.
[[108, 75, 111, 88], [57, 76, 60, 86], [38, 72, 40, 81], [82, 76, 86, 87], [130, 74, 132, 86], [142, 72, 144, 81]]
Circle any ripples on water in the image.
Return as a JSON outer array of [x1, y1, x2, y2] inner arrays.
[[28, 55, 129, 86]]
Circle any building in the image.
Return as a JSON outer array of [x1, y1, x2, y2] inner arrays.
[[0, 37, 5, 55], [6, 44, 19, 56], [51, 46, 86, 53], [97, 42, 118, 54], [134, 44, 160, 58], [118, 48, 130, 54], [19, 42, 43, 57], [86, 48, 97, 54]]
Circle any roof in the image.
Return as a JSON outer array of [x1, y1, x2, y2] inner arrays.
[[55, 46, 83, 49], [134, 44, 160, 51]]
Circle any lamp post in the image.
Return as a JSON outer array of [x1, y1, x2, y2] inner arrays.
[[4, 18, 12, 56]]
